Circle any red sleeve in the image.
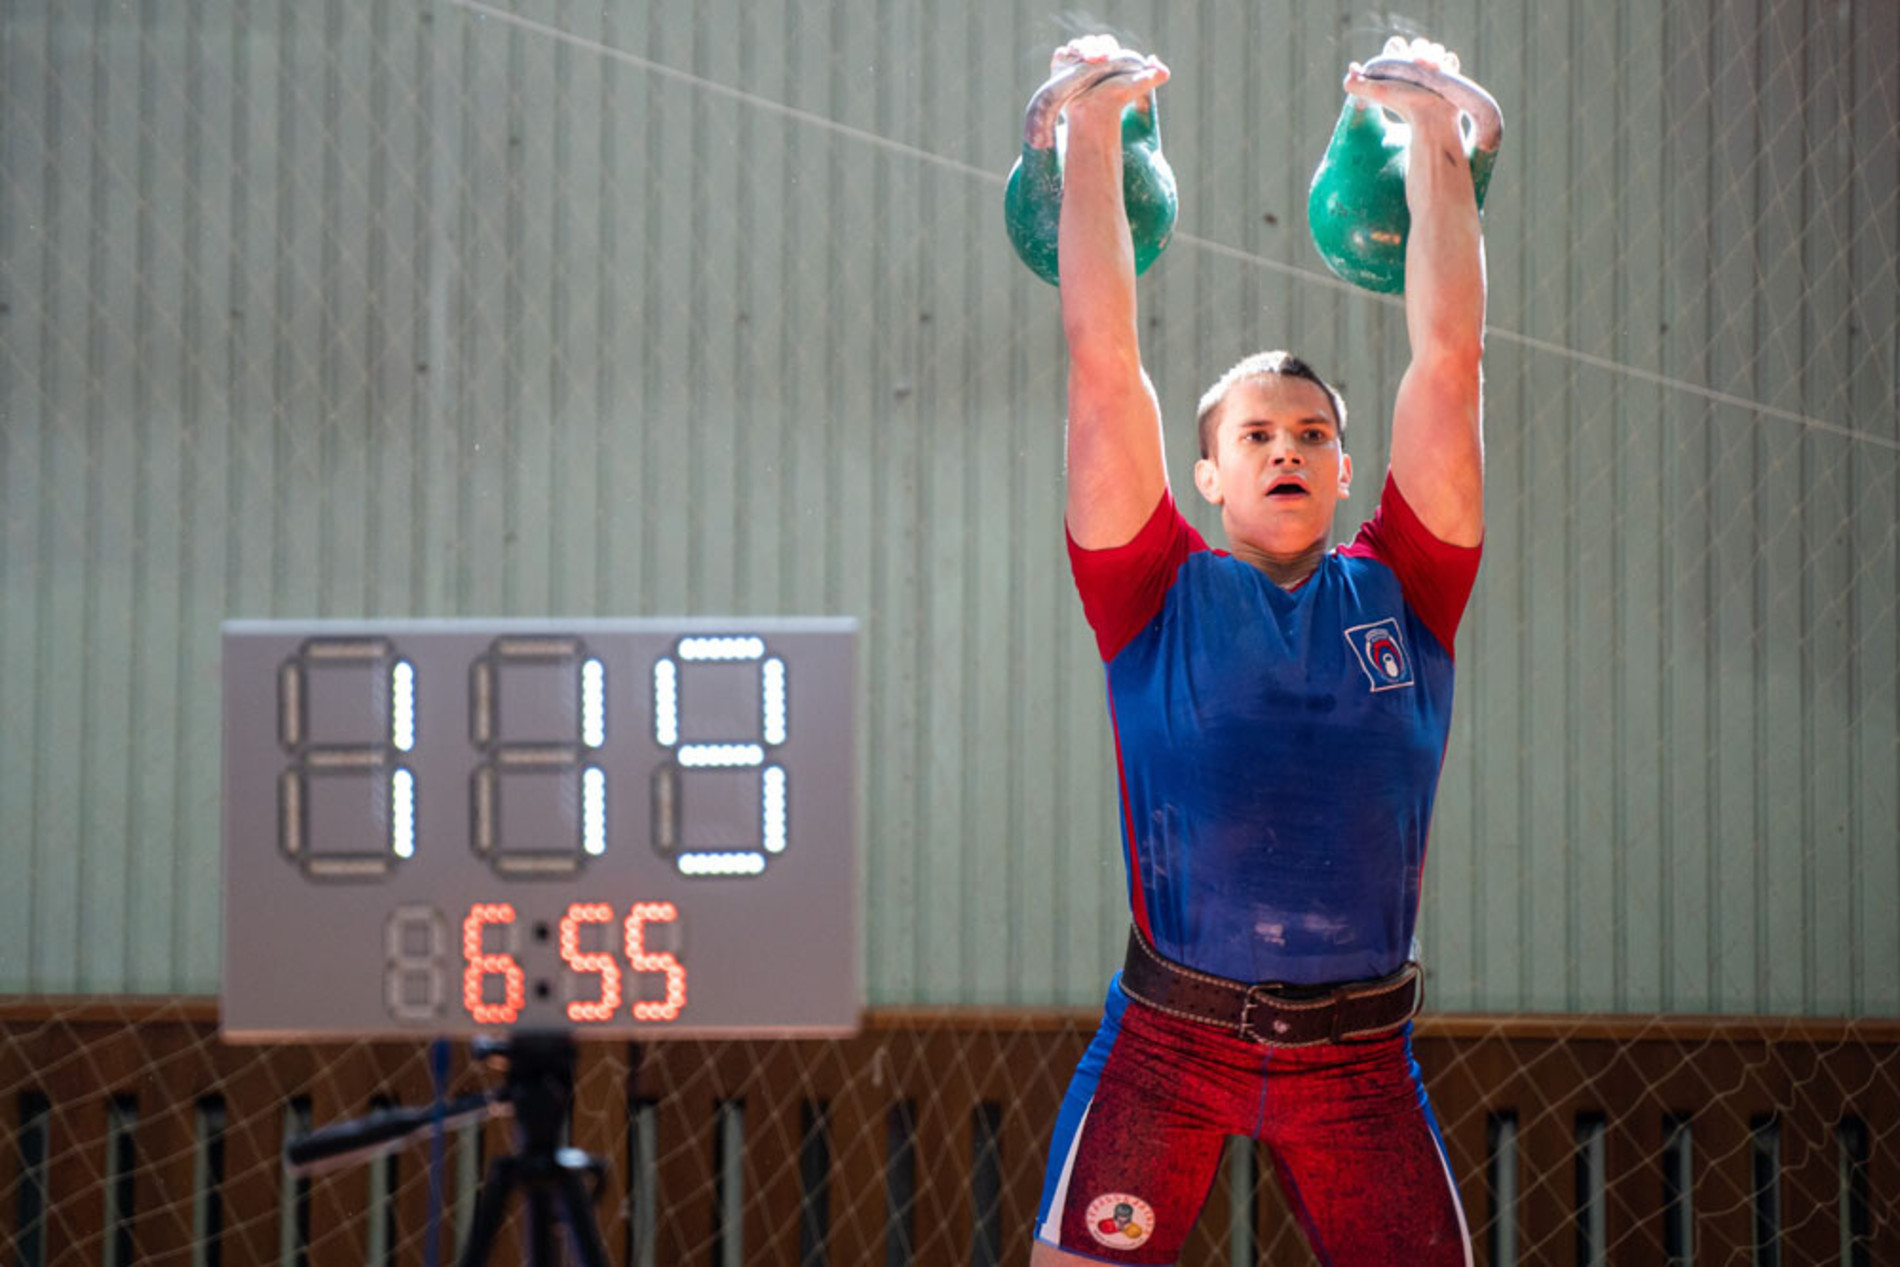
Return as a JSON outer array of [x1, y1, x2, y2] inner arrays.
[[1066, 491, 1207, 662], [1339, 475, 1482, 656]]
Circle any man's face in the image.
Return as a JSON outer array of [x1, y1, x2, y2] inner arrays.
[[1192, 375, 1352, 556]]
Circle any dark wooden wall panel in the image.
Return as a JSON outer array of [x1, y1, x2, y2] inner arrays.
[[0, 1003, 1893, 1265]]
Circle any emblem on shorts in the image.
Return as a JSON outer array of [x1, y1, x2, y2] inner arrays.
[[1343, 618, 1414, 691], [1086, 1192, 1155, 1250]]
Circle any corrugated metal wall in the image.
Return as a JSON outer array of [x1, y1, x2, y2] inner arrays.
[[2, 0, 1895, 1013]]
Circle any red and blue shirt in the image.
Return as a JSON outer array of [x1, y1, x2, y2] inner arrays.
[[1068, 476, 1481, 986]]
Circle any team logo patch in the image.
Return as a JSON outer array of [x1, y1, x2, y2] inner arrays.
[[1344, 618, 1414, 691], [1085, 1192, 1155, 1251]]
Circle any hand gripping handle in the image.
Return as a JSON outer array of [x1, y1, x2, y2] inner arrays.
[[1022, 52, 1154, 150], [1359, 55, 1504, 153]]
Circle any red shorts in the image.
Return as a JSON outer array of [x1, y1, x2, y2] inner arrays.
[[1034, 976, 1470, 1265]]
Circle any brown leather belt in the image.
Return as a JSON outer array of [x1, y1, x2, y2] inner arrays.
[[1119, 926, 1423, 1047]]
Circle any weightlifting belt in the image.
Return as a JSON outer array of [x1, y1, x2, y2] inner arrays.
[[1119, 926, 1423, 1047]]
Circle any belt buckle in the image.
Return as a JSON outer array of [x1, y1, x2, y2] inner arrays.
[[1238, 983, 1300, 1045]]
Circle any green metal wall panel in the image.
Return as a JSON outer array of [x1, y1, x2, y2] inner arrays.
[[1, 0, 1895, 1014]]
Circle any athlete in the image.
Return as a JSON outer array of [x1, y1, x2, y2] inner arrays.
[[1031, 33, 1488, 1267]]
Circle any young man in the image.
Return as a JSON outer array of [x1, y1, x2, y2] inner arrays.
[[1031, 34, 1488, 1266]]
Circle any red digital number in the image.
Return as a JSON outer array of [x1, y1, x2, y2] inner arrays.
[[625, 902, 687, 1021], [463, 903, 526, 1024], [559, 902, 623, 1023]]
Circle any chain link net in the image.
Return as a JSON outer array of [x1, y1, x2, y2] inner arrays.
[[2, 0, 1897, 1261]]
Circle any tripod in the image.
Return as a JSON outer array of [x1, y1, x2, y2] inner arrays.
[[457, 1032, 610, 1267], [285, 1031, 618, 1266]]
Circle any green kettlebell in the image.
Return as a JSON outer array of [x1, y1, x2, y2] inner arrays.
[[1306, 54, 1503, 294], [1004, 55, 1178, 286]]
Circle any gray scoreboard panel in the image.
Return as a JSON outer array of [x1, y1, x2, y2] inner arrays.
[[221, 618, 859, 1041]]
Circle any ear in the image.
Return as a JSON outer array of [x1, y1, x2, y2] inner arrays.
[[1192, 455, 1224, 506], [1337, 451, 1353, 499]]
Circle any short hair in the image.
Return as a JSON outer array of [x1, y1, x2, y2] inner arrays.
[[1195, 351, 1348, 459]]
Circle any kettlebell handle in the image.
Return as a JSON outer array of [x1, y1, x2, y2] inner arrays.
[[1358, 55, 1503, 154], [1022, 53, 1156, 150]]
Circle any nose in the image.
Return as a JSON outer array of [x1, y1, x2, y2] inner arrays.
[[1270, 436, 1303, 464]]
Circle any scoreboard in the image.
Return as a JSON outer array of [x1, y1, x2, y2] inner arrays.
[[220, 619, 859, 1040]]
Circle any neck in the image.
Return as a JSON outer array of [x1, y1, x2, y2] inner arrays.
[[1231, 536, 1328, 589]]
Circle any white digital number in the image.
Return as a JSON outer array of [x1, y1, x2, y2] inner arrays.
[[469, 637, 607, 876], [277, 638, 415, 878], [651, 637, 788, 877]]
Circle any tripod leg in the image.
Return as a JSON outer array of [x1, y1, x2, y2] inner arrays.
[[456, 1158, 519, 1267], [526, 1184, 562, 1266], [552, 1168, 613, 1267]]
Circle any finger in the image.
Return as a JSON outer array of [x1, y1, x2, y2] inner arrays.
[[1073, 67, 1168, 112], [1052, 34, 1121, 72], [1343, 66, 1389, 104], [1344, 62, 1386, 90], [1415, 39, 1461, 75], [1053, 35, 1097, 64], [1342, 66, 1425, 112]]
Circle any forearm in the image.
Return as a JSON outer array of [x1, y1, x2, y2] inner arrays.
[[1047, 43, 1171, 545], [1058, 112, 1142, 371], [1401, 117, 1486, 373], [1387, 110, 1486, 541], [1058, 110, 1167, 545]]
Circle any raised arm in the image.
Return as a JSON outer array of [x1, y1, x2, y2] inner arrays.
[[1054, 38, 1172, 549], [1346, 39, 1489, 547]]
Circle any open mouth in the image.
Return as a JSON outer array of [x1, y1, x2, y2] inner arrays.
[[1266, 480, 1309, 499]]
